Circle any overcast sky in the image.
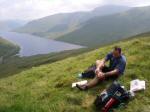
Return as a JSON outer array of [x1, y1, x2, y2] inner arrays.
[[0, 0, 150, 21]]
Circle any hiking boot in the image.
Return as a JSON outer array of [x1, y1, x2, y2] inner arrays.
[[76, 84, 88, 91]]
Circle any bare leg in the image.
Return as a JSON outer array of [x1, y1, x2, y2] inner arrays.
[[76, 76, 100, 90], [86, 75, 100, 88], [96, 60, 102, 68], [96, 60, 104, 72], [85, 60, 104, 88], [76, 60, 104, 90]]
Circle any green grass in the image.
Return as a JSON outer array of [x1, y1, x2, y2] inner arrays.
[[0, 37, 19, 57], [0, 48, 88, 78], [0, 34, 150, 112]]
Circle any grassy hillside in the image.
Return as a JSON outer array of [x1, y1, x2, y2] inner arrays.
[[56, 6, 150, 47], [0, 48, 88, 78], [0, 37, 19, 57], [0, 34, 150, 112]]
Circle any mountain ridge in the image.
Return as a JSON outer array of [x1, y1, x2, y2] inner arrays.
[[56, 6, 150, 47], [14, 5, 131, 39]]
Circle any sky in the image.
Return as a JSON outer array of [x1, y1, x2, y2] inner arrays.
[[0, 0, 150, 21]]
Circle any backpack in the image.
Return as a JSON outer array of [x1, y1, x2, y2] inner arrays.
[[81, 64, 96, 78], [94, 81, 131, 112]]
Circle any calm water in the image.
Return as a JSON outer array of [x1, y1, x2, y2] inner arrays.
[[0, 31, 84, 57]]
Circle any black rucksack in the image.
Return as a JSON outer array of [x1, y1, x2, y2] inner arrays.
[[94, 81, 131, 112], [81, 64, 96, 78]]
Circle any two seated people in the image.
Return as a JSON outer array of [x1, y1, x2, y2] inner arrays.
[[76, 46, 126, 90]]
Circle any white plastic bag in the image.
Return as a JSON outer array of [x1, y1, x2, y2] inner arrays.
[[130, 79, 145, 92]]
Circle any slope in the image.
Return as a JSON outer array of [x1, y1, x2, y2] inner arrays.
[[0, 37, 19, 57], [0, 33, 149, 112], [56, 6, 150, 47], [14, 5, 130, 39]]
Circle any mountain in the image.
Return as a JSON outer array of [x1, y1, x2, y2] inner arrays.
[[0, 33, 149, 112], [56, 6, 150, 47], [14, 5, 130, 39], [0, 20, 26, 31], [0, 37, 19, 57]]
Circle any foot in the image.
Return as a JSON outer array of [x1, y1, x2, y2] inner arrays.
[[76, 84, 88, 91]]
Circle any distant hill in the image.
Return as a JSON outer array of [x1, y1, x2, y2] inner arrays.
[[0, 20, 26, 31], [14, 5, 130, 38], [0, 37, 19, 57], [0, 33, 149, 112], [56, 6, 150, 47]]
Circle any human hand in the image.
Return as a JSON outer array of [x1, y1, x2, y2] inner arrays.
[[97, 72, 105, 80]]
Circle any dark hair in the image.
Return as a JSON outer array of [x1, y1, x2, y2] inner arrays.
[[114, 46, 121, 54]]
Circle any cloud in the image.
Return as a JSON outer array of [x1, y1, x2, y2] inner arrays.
[[103, 0, 150, 6], [0, 0, 150, 21], [0, 0, 103, 21]]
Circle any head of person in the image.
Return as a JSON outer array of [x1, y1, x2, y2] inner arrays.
[[112, 46, 122, 58]]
